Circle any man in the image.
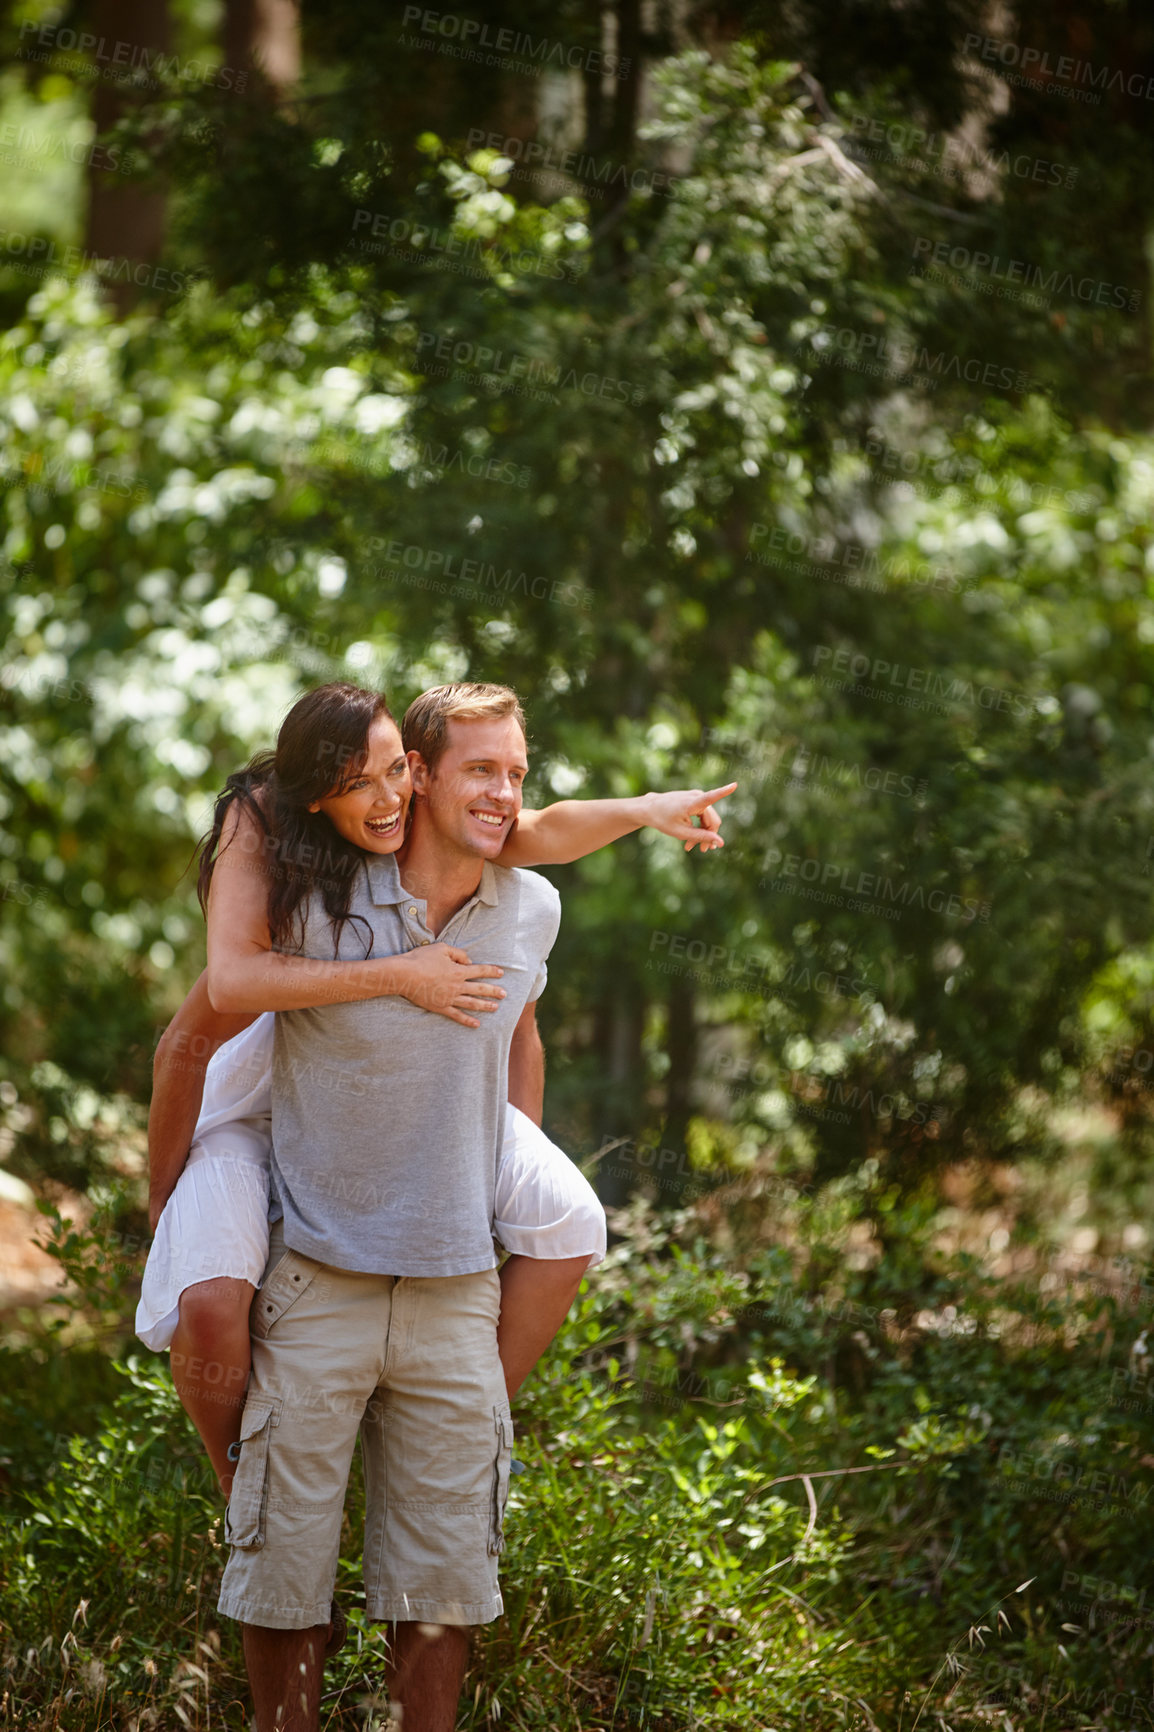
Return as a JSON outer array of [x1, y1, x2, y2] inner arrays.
[[215, 683, 565, 1731], [146, 680, 728, 1731]]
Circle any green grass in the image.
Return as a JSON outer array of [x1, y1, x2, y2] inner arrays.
[[4, 1180, 1154, 1729]]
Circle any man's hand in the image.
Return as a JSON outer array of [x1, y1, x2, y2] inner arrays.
[[394, 944, 506, 1027], [640, 783, 737, 852]]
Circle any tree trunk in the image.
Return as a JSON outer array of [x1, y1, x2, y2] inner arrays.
[[223, 0, 300, 96], [594, 982, 647, 1208], [84, 0, 171, 311], [662, 972, 697, 1162]]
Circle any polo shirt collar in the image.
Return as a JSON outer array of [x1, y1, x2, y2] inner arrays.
[[363, 852, 501, 908], [364, 853, 406, 906]]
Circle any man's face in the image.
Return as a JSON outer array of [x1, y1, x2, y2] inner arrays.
[[309, 714, 412, 852], [411, 714, 528, 859]]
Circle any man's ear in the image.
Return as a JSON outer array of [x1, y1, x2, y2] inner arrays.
[[408, 750, 431, 798]]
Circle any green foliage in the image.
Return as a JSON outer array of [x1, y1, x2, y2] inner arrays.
[[4, 1188, 1153, 1728], [3, 5, 1154, 1723]]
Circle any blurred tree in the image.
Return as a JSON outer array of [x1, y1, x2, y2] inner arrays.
[[0, 3, 1152, 1219]]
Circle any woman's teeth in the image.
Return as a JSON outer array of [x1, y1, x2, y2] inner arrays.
[[366, 814, 400, 835]]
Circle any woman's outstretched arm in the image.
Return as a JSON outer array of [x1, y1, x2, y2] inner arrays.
[[498, 783, 737, 868], [205, 803, 505, 1023]]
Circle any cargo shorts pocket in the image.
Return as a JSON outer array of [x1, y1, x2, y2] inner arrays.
[[224, 1397, 282, 1550], [488, 1406, 513, 1556]]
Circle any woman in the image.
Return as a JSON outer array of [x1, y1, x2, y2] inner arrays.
[[138, 681, 734, 1497]]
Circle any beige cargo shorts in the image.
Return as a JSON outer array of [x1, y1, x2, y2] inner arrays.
[[217, 1222, 513, 1630]]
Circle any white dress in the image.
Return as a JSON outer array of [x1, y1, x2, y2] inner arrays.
[[136, 1014, 606, 1350]]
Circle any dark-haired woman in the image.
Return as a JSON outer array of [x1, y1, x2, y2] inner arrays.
[[138, 681, 734, 1493]]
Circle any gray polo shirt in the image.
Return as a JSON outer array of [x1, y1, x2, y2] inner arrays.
[[269, 853, 561, 1277]]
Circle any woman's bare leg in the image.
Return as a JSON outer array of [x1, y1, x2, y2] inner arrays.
[[497, 1255, 589, 1400], [169, 1276, 254, 1494]]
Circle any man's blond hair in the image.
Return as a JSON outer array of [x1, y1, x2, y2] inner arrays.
[[402, 683, 527, 773]]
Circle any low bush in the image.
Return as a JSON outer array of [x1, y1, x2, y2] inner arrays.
[[3, 1171, 1153, 1729]]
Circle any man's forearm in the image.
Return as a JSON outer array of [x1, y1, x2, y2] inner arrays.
[[503, 796, 655, 867], [507, 1024, 545, 1125]]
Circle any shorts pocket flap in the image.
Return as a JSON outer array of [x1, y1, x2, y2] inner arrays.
[[225, 1397, 281, 1550]]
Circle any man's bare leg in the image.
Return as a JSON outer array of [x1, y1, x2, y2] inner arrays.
[[243, 1624, 326, 1732], [170, 1277, 254, 1494], [497, 1254, 589, 1400], [386, 1621, 470, 1732]]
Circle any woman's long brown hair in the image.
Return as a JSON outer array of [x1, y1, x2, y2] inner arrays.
[[195, 682, 396, 955]]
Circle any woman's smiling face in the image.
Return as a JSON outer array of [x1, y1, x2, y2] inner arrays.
[[308, 714, 411, 852]]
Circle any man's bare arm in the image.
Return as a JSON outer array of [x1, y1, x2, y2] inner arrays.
[[148, 971, 256, 1230], [507, 1000, 545, 1126]]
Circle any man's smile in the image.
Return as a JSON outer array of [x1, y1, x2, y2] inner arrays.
[[469, 809, 508, 829]]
